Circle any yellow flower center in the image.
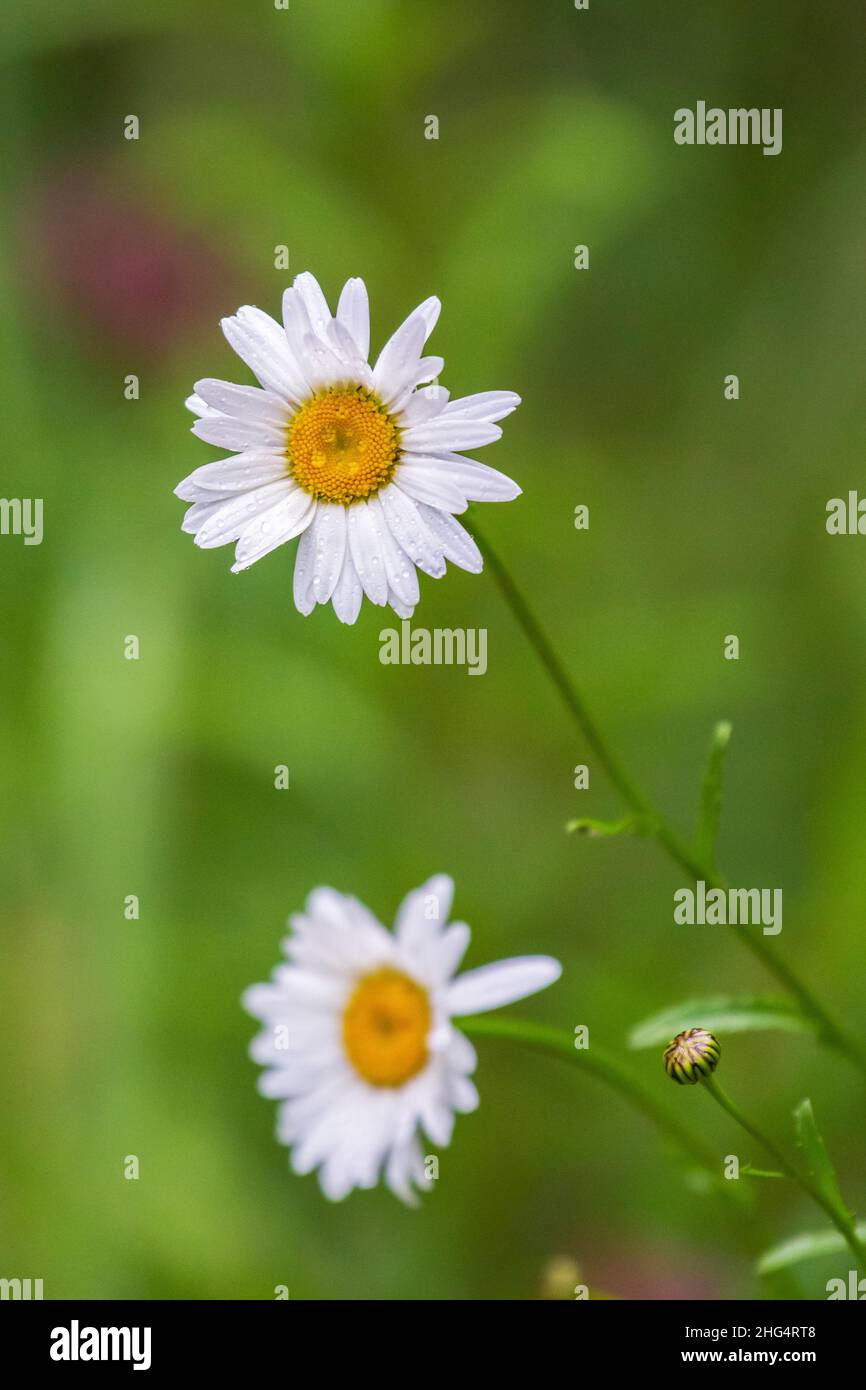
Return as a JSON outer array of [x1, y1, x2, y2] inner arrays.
[[342, 968, 431, 1087], [287, 387, 400, 504]]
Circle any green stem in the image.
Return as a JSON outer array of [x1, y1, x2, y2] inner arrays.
[[700, 1075, 866, 1276], [473, 524, 866, 1079], [460, 1016, 721, 1180]]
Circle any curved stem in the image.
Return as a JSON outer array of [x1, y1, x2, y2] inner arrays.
[[473, 523, 866, 1079], [700, 1075, 866, 1276], [460, 1015, 721, 1180]]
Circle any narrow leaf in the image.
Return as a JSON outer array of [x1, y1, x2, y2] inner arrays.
[[758, 1224, 866, 1276], [628, 994, 816, 1050], [694, 720, 732, 869], [794, 1098, 851, 1219]]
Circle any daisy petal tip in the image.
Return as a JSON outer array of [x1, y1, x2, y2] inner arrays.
[[446, 953, 563, 1017], [319, 1174, 352, 1204], [240, 984, 263, 1017], [389, 1182, 421, 1210], [532, 955, 563, 989], [420, 295, 442, 333]]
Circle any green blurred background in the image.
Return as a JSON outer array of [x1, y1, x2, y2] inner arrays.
[[1, 0, 864, 1300]]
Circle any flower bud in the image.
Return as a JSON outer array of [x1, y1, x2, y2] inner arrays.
[[664, 1027, 720, 1084]]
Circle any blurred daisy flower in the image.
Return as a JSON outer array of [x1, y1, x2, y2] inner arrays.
[[242, 875, 561, 1203], [176, 273, 521, 621]]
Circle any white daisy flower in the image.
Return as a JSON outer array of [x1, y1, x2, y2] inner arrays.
[[175, 272, 521, 622], [242, 875, 561, 1204]]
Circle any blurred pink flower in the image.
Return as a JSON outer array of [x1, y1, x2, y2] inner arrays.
[[592, 1245, 729, 1300], [20, 164, 236, 358]]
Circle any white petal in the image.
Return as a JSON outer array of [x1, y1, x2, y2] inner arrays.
[[365, 495, 420, 608], [395, 874, 454, 951], [284, 931, 361, 976], [303, 886, 356, 930], [182, 452, 289, 495], [385, 1138, 426, 1207], [194, 480, 295, 549], [336, 277, 370, 359], [257, 1056, 343, 1099], [414, 295, 441, 339], [387, 362, 446, 417], [272, 961, 351, 1004], [372, 296, 440, 405], [293, 271, 333, 342], [299, 888, 395, 964], [250, 1026, 341, 1069], [193, 379, 290, 428], [192, 413, 286, 453], [419, 452, 521, 502], [180, 497, 225, 534], [325, 318, 373, 384], [301, 331, 358, 392], [402, 419, 502, 453], [414, 355, 444, 385], [446, 956, 562, 1017], [443, 390, 521, 422], [319, 1155, 358, 1202], [372, 314, 427, 407], [221, 307, 306, 404], [387, 589, 415, 619], [175, 475, 213, 502], [396, 386, 450, 427], [448, 1073, 480, 1113], [378, 483, 445, 578], [431, 922, 471, 982], [281, 287, 316, 391], [446, 1029, 478, 1075], [281, 1073, 357, 1131], [292, 520, 318, 615], [241, 978, 319, 1023], [307, 502, 347, 605], [346, 500, 389, 605], [231, 487, 316, 571], [394, 461, 468, 514], [185, 392, 220, 418], [415, 504, 482, 571], [420, 1090, 455, 1147], [331, 548, 364, 624], [291, 1109, 345, 1176]]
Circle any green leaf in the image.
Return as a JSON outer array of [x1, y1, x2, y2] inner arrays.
[[628, 995, 816, 1050], [565, 815, 648, 838], [694, 720, 732, 869], [757, 1224, 866, 1276], [794, 1098, 851, 1218]]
